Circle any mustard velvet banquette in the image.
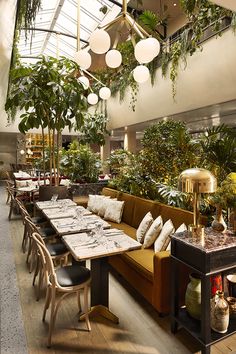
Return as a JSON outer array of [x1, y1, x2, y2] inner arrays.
[[100, 187, 205, 315]]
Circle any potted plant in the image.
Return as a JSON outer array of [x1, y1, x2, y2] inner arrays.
[[5, 56, 88, 185]]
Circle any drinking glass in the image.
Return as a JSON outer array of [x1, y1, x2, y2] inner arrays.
[[51, 194, 58, 204]]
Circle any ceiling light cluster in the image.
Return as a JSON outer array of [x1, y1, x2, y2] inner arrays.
[[74, 0, 161, 105]]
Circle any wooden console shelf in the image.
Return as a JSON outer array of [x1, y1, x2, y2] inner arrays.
[[170, 228, 236, 354]]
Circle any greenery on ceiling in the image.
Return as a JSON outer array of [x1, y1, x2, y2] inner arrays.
[[95, 1, 235, 110]]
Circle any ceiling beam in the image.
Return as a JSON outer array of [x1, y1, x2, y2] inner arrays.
[[41, 0, 66, 54]]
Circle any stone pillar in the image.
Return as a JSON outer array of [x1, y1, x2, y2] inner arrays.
[[100, 136, 110, 174], [124, 130, 136, 153]]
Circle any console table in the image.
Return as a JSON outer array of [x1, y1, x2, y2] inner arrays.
[[170, 228, 236, 354]]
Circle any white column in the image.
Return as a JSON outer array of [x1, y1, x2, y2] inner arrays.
[[124, 130, 136, 153], [100, 136, 111, 174]]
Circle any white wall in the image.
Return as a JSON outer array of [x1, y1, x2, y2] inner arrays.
[[106, 28, 236, 130]]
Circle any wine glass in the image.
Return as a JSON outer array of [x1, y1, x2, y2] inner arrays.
[[51, 194, 58, 204]]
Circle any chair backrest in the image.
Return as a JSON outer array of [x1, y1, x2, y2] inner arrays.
[[38, 185, 68, 201], [15, 198, 29, 222], [31, 231, 56, 287], [25, 215, 40, 235]]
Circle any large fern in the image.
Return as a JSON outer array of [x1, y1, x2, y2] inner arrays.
[[138, 10, 160, 32]]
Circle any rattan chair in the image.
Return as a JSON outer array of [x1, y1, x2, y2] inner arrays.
[[32, 231, 91, 347]]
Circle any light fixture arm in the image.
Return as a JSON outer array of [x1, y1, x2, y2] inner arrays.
[[77, 0, 80, 51], [122, 0, 127, 14]]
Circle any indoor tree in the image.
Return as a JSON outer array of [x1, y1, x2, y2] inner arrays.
[[5, 55, 88, 185]]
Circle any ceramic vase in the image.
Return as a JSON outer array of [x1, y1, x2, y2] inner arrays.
[[212, 204, 227, 232], [185, 273, 201, 320], [211, 291, 229, 333]]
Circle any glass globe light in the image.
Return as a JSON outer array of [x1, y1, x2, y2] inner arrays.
[[89, 29, 111, 54], [99, 87, 111, 100], [105, 49, 122, 68], [20, 149, 25, 155], [133, 65, 150, 83], [145, 37, 160, 58], [78, 76, 90, 89], [87, 93, 98, 105], [134, 38, 158, 64], [74, 50, 91, 70]]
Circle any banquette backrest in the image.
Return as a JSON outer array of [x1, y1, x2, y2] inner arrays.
[[101, 187, 207, 229]]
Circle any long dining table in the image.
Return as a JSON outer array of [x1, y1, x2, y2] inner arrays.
[[35, 199, 142, 323]]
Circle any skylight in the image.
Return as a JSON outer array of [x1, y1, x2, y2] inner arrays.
[[18, 0, 123, 63]]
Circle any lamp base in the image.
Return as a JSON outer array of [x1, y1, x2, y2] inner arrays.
[[188, 224, 205, 246]]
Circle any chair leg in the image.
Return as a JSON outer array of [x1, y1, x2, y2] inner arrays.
[[22, 226, 28, 253], [26, 238, 32, 265], [77, 289, 81, 313], [42, 287, 52, 322], [36, 265, 44, 301], [83, 286, 91, 331], [47, 291, 56, 348], [6, 191, 10, 204], [8, 201, 14, 220]]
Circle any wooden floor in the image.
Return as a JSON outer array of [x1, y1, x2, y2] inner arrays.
[[9, 215, 236, 354]]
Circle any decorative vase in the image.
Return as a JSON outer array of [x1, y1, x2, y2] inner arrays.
[[185, 273, 201, 320], [212, 204, 227, 232], [211, 291, 229, 334]]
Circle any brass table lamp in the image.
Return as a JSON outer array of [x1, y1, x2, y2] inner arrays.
[[178, 168, 217, 237]]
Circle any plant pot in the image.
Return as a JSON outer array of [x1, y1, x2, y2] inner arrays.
[[185, 273, 201, 320]]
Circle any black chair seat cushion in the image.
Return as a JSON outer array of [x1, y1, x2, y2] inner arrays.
[[40, 227, 56, 238], [56, 265, 90, 287], [46, 242, 68, 256], [32, 216, 47, 224]]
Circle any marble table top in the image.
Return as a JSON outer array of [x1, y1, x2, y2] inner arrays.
[[62, 229, 142, 261], [171, 228, 236, 253], [41, 205, 92, 219], [50, 214, 111, 235], [35, 199, 76, 210]]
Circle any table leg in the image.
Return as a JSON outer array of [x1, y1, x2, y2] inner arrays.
[[171, 257, 179, 334], [80, 257, 119, 324], [201, 274, 211, 347]]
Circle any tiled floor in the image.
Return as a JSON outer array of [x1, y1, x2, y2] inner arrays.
[[0, 187, 28, 354]]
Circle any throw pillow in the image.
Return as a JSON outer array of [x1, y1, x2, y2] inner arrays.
[[154, 219, 175, 253], [93, 195, 110, 214], [98, 197, 116, 217], [87, 195, 96, 212], [104, 200, 125, 223], [136, 212, 153, 243], [143, 215, 163, 249], [15, 179, 32, 188], [175, 223, 187, 233], [166, 223, 187, 252]]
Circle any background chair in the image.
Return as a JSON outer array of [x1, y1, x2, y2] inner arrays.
[[32, 232, 91, 347]]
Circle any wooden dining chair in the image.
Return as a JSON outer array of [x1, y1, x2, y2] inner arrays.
[[25, 216, 69, 301], [32, 231, 91, 347], [15, 198, 47, 253]]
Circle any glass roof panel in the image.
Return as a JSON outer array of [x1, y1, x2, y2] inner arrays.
[[18, 0, 124, 64]]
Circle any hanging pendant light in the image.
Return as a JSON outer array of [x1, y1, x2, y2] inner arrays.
[[99, 87, 111, 100], [78, 76, 90, 89], [134, 38, 160, 64], [133, 65, 150, 83], [87, 93, 98, 105], [89, 29, 111, 54], [105, 49, 122, 68], [74, 50, 91, 70]]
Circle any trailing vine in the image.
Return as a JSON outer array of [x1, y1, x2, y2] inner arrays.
[[95, 1, 236, 108]]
